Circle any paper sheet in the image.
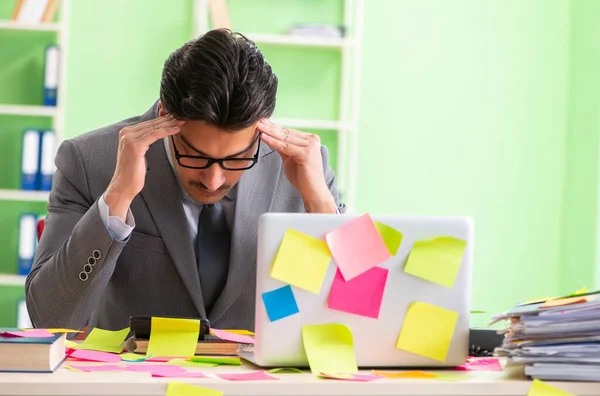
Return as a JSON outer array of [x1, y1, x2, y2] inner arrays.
[[261, 285, 299, 322], [404, 236, 466, 288], [302, 323, 358, 375], [216, 371, 278, 381], [270, 229, 331, 293], [211, 329, 254, 345], [325, 214, 391, 281], [373, 221, 403, 255], [396, 301, 458, 362], [146, 317, 200, 358], [527, 379, 574, 396], [68, 349, 122, 363], [75, 327, 129, 353], [166, 382, 223, 396], [327, 267, 388, 319]]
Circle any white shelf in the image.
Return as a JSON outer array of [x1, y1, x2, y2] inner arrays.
[[273, 118, 351, 131], [0, 105, 57, 117], [0, 189, 50, 202], [0, 274, 26, 286], [0, 21, 60, 32], [247, 33, 352, 49]]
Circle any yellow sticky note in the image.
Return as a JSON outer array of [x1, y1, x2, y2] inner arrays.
[[527, 379, 574, 396], [404, 236, 466, 288], [75, 327, 129, 353], [146, 317, 199, 358], [167, 358, 217, 368], [166, 382, 223, 396], [189, 356, 241, 366], [373, 221, 403, 255], [396, 302, 458, 362], [302, 323, 358, 375], [270, 229, 331, 294]]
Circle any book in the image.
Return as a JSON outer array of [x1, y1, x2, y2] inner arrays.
[[0, 332, 66, 372], [38, 130, 55, 190], [18, 213, 37, 275], [21, 130, 40, 190], [43, 46, 59, 106], [11, 0, 58, 24], [124, 336, 242, 356]]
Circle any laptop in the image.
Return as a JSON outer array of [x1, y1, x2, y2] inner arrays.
[[240, 213, 473, 368]]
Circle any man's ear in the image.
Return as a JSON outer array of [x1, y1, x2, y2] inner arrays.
[[158, 102, 166, 117]]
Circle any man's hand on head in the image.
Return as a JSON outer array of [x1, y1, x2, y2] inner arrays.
[[257, 119, 337, 214]]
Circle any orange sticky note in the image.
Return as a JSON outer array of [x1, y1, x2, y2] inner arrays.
[[541, 296, 590, 308], [372, 370, 437, 379]]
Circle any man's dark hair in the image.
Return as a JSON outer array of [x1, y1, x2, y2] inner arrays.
[[160, 29, 278, 131]]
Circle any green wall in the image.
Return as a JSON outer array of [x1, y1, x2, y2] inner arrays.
[[1, 0, 599, 328]]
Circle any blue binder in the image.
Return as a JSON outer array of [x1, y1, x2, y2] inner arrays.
[[21, 130, 40, 191], [18, 213, 37, 276], [38, 130, 55, 191], [43, 45, 59, 106]]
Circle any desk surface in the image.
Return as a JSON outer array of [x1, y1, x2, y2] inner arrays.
[[1, 362, 599, 396]]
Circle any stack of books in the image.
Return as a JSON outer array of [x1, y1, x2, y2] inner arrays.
[[492, 290, 600, 382]]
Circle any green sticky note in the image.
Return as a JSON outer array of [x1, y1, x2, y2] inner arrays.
[[527, 379, 574, 396], [301, 323, 358, 375], [267, 367, 304, 374], [75, 327, 129, 353], [189, 356, 241, 366], [396, 301, 458, 362], [166, 358, 217, 368], [146, 317, 200, 358], [404, 236, 466, 288], [166, 382, 223, 396], [270, 229, 331, 294], [119, 353, 149, 362], [373, 221, 403, 255]]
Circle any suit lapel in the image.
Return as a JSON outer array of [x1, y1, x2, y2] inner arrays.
[[209, 143, 280, 324], [138, 103, 206, 318]]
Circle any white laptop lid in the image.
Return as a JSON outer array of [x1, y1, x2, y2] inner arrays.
[[251, 213, 473, 368]]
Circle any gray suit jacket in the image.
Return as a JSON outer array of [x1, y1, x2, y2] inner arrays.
[[25, 101, 344, 332]]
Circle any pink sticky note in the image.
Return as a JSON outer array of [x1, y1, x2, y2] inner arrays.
[[1, 329, 55, 338], [211, 329, 255, 344], [325, 214, 391, 281], [152, 372, 208, 378], [455, 357, 503, 371], [69, 364, 126, 372], [320, 372, 382, 382], [145, 356, 182, 362], [126, 364, 186, 374], [217, 371, 278, 381], [327, 267, 388, 319], [68, 349, 122, 363]]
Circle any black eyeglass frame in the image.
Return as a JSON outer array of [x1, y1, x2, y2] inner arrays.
[[170, 134, 261, 171]]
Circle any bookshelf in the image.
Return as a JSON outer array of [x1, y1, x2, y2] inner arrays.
[[193, 0, 364, 212], [0, 20, 60, 32]]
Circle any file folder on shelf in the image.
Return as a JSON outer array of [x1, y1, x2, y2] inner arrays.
[[43, 45, 59, 107], [38, 130, 55, 191], [17, 299, 33, 329], [21, 130, 40, 191], [18, 213, 37, 276]]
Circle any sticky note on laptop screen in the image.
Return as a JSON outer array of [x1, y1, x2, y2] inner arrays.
[[270, 229, 331, 294], [396, 301, 458, 362], [325, 214, 391, 281], [373, 221, 403, 255], [404, 236, 466, 288]]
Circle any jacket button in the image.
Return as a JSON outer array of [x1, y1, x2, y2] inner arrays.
[[87, 256, 96, 266], [93, 250, 101, 259], [83, 264, 93, 274], [79, 271, 88, 281]]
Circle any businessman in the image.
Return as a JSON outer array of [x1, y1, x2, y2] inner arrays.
[[26, 29, 344, 332]]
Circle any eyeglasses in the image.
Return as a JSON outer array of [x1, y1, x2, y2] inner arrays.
[[170, 134, 260, 171]]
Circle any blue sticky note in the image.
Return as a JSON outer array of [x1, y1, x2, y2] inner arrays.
[[261, 285, 299, 322]]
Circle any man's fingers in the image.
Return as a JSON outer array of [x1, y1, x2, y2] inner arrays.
[[260, 133, 304, 158], [257, 120, 308, 146], [133, 117, 184, 138], [134, 125, 182, 146]]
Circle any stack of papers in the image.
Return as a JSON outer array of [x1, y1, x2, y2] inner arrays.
[[491, 290, 600, 382]]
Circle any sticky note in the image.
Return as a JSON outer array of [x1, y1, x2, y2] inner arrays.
[[327, 267, 388, 319], [167, 358, 217, 368], [146, 317, 200, 358], [217, 371, 278, 381], [301, 323, 358, 375], [68, 349, 122, 363], [1, 329, 54, 338], [65, 339, 77, 348], [153, 371, 208, 378], [127, 364, 185, 374], [527, 379, 574, 396], [371, 370, 437, 379], [325, 214, 391, 281], [211, 328, 254, 344], [374, 221, 403, 255], [320, 373, 381, 381], [267, 367, 303, 374], [75, 327, 129, 353], [211, 329, 254, 336], [541, 296, 589, 308], [119, 353, 150, 362], [166, 382, 223, 396], [42, 328, 81, 334], [404, 236, 466, 288], [270, 229, 331, 293], [262, 285, 299, 322], [396, 302, 458, 362], [189, 356, 241, 365], [68, 364, 125, 372], [455, 357, 502, 371]]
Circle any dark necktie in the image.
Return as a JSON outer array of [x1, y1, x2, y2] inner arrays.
[[196, 202, 230, 315]]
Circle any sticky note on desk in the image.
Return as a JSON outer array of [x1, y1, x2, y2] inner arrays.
[[374, 221, 403, 255], [527, 379, 574, 396], [146, 317, 199, 358], [396, 302, 458, 362], [270, 229, 331, 294], [325, 214, 391, 281], [75, 327, 129, 353], [302, 323, 358, 375], [166, 382, 223, 396], [327, 267, 388, 319], [404, 236, 466, 288]]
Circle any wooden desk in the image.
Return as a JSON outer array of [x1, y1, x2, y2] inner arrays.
[[0, 362, 598, 396]]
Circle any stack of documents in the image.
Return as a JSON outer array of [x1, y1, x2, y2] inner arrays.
[[491, 290, 600, 381]]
